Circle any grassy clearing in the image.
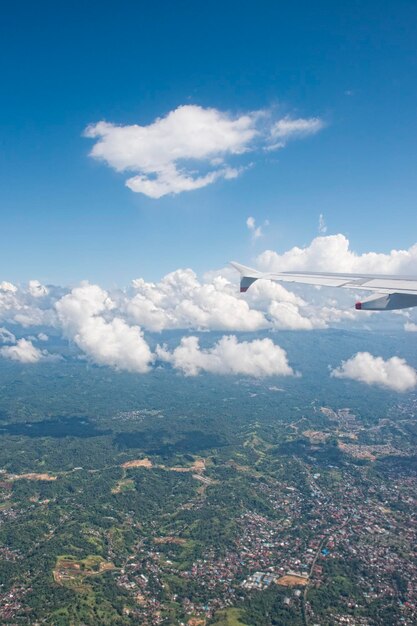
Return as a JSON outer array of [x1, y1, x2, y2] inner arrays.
[[211, 607, 248, 625]]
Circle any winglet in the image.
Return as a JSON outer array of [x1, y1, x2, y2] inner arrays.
[[230, 261, 261, 293]]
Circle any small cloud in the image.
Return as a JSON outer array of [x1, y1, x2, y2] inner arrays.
[[156, 335, 296, 378], [318, 213, 327, 234], [37, 332, 49, 341], [0, 281, 17, 293], [0, 328, 16, 344], [0, 338, 44, 363], [270, 116, 324, 143], [246, 216, 267, 241], [331, 352, 417, 392], [404, 321, 417, 332], [28, 280, 49, 298]]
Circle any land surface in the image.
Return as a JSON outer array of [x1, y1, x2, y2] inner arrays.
[[0, 330, 416, 625]]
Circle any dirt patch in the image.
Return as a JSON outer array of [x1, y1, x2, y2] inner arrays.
[[165, 458, 206, 473], [122, 458, 153, 469], [338, 442, 377, 461], [303, 430, 330, 444], [12, 473, 57, 481], [276, 574, 309, 587], [135, 592, 147, 605], [53, 555, 115, 587], [154, 536, 187, 545], [192, 459, 206, 472], [99, 561, 115, 572]]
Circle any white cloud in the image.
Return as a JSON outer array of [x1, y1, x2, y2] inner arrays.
[[2, 233, 417, 372], [56, 282, 153, 373], [13, 308, 56, 327], [85, 105, 324, 198], [268, 301, 316, 330], [0, 327, 16, 344], [128, 269, 267, 332], [270, 116, 324, 145], [0, 281, 17, 293], [258, 233, 417, 274], [0, 338, 43, 363], [85, 105, 257, 198], [331, 352, 417, 392], [157, 335, 295, 378], [37, 332, 49, 341], [0, 280, 57, 328], [28, 280, 49, 298], [318, 213, 327, 234], [246, 216, 265, 240]]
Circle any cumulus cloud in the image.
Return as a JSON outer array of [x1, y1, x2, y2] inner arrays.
[[2, 233, 417, 372], [268, 301, 316, 330], [84, 105, 324, 198], [56, 282, 153, 373], [128, 266, 358, 333], [258, 233, 417, 275], [0, 281, 17, 293], [28, 280, 49, 298], [0, 280, 57, 328], [331, 352, 417, 392], [0, 338, 43, 363], [157, 335, 295, 377], [128, 269, 267, 332]]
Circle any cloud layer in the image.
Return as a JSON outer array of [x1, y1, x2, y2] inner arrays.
[[331, 352, 417, 392], [1, 234, 417, 377], [84, 105, 324, 198], [258, 233, 417, 274]]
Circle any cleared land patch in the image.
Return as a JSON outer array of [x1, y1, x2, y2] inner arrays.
[[10, 472, 57, 481], [53, 555, 115, 588], [154, 536, 187, 545], [303, 430, 330, 444], [275, 574, 309, 587], [122, 458, 153, 468]]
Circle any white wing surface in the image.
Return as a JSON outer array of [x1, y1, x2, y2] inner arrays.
[[230, 262, 417, 310]]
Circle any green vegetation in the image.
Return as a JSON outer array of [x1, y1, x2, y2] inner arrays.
[[211, 607, 248, 625], [0, 337, 415, 625]]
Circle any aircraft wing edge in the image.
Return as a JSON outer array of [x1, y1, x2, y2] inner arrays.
[[230, 262, 417, 309]]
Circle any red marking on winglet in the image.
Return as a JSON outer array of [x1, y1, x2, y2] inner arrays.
[[240, 287, 248, 293], [355, 302, 362, 310]]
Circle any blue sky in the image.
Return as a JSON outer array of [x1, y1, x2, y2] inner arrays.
[[1, 0, 416, 286]]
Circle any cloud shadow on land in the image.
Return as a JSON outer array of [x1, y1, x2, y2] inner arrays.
[[115, 429, 226, 455], [0, 416, 111, 439]]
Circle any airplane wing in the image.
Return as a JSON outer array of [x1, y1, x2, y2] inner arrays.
[[230, 261, 417, 310]]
